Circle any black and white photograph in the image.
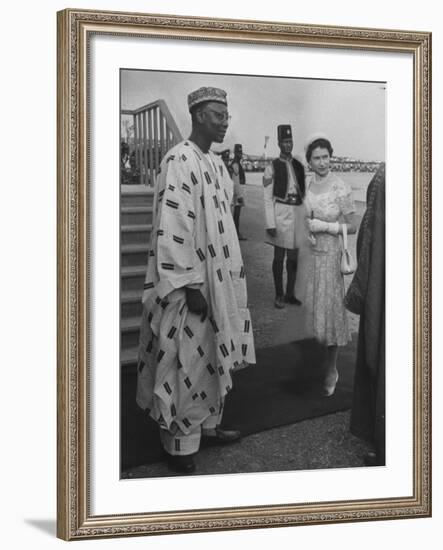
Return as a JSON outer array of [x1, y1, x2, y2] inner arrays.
[[120, 69, 386, 479]]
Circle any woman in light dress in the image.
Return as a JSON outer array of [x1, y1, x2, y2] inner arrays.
[[302, 134, 358, 396]]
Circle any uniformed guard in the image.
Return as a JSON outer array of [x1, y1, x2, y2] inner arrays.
[[263, 124, 305, 308], [230, 143, 247, 240], [220, 148, 231, 170]]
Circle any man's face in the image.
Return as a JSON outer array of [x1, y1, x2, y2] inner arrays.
[[199, 102, 230, 143], [279, 138, 293, 155]]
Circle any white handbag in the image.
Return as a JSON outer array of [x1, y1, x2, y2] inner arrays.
[[340, 223, 357, 275]]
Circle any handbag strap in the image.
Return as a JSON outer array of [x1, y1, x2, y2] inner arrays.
[[342, 222, 348, 251]]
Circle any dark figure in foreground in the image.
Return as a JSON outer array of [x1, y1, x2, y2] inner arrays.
[[136, 87, 255, 474], [345, 163, 386, 466], [263, 124, 305, 309], [230, 143, 247, 240]]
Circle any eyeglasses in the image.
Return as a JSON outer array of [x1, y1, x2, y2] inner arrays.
[[205, 108, 232, 123]]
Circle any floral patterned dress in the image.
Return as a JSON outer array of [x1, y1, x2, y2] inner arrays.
[[303, 173, 356, 346]]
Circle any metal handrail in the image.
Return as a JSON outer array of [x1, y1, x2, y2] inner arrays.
[[122, 99, 183, 186]]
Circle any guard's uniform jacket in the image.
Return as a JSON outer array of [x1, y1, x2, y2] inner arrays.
[[263, 155, 306, 249]]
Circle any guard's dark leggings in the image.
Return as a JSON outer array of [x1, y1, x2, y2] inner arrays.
[[233, 205, 242, 234], [272, 246, 298, 297]]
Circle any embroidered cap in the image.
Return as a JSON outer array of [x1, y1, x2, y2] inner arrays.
[[277, 125, 292, 141], [304, 132, 331, 152], [187, 87, 227, 111]]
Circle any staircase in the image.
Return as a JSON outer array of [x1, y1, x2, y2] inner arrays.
[[120, 186, 154, 369], [120, 99, 183, 371]]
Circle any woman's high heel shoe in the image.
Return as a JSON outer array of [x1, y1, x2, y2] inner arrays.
[[322, 369, 339, 397]]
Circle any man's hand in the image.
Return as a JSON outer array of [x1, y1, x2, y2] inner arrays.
[[185, 287, 208, 322], [266, 227, 277, 237]]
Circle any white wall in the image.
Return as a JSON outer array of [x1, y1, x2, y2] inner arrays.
[[1, 1, 440, 548]]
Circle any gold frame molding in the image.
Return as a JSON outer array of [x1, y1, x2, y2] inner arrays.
[[57, 8, 432, 541]]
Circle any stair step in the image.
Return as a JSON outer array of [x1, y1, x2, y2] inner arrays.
[[121, 224, 153, 245], [121, 266, 146, 278], [121, 243, 149, 253], [121, 205, 154, 225], [121, 346, 139, 368], [121, 205, 154, 213], [121, 289, 143, 317], [121, 186, 155, 206], [121, 316, 142, 349], [121, 315, 142, 332], [121, 185, 155, 195], [121, 224, 153, 233], [121, 266, 146, 292], [122, 289, 143, 303], [121, 243, 150, 267]]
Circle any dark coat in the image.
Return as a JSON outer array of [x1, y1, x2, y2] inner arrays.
[[344, 163, 385, 462]]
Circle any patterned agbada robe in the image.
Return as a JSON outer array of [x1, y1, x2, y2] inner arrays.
[[136, 140, 256, 437]]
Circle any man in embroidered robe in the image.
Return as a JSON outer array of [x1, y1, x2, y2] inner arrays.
[[263, 124, 305, 309], [136, 86, 255, 474]]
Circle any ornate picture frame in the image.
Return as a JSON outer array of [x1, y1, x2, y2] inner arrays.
[[57, 8, 431, 540]]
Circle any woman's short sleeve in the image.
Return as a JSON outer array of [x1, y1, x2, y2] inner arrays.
[[336, 178, 356, 215]]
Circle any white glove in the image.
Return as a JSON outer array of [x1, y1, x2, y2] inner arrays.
[[308, 218, 340, 235]]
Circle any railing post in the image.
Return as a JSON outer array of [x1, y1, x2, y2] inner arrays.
[[147, 109, 154, 187], [142, 111, 148, 186], [137, 113, 143, 185], [153, 107, 159, 177], [132, 113, 138, 184], [159, 111, 165, 162]]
